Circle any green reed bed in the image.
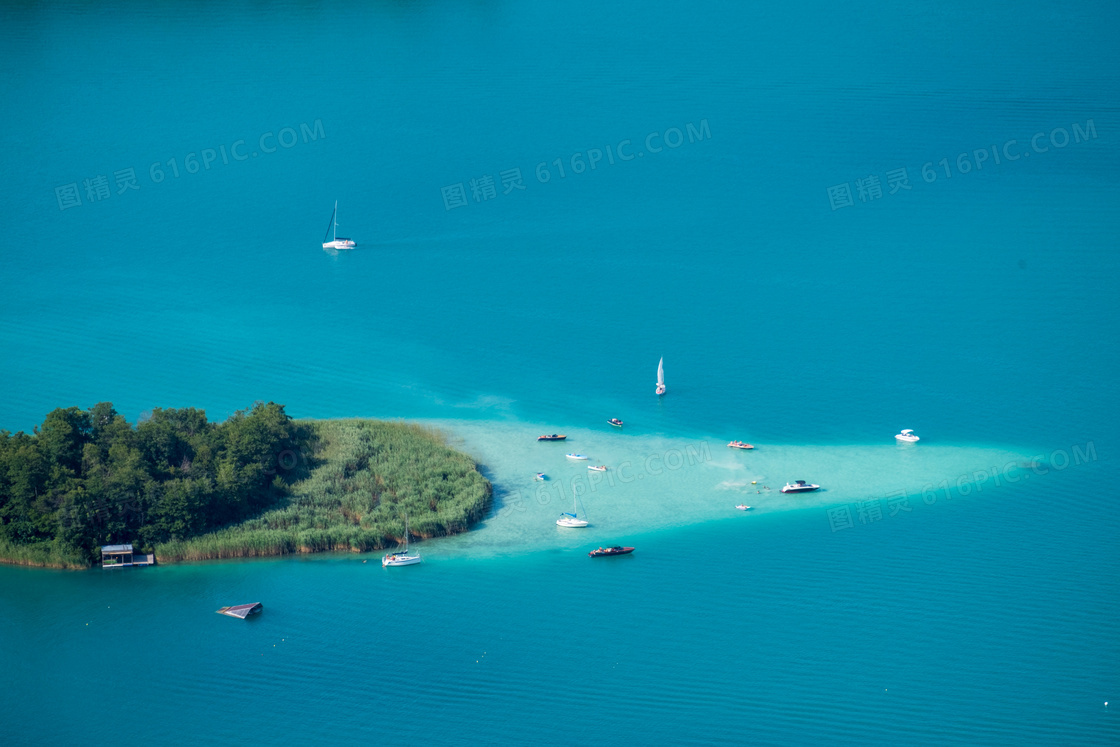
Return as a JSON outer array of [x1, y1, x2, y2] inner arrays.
[[0, 537, 91, 569], [154, 419, 491, 562]]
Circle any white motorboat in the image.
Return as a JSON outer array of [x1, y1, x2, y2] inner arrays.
[[566, 453, 589, 460], [322, 200, 356, 250], [780, 480, 820, 493], [534, 472, 547, 481], [735, 505, 752, 511], [655, 356, 666, 396], [382, 515, 421, 566], [895, 429, 920, 443], [588, 465, 607, 472]]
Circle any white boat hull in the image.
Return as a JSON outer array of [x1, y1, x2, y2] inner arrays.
[[566, 454, 589, 460], [322, 201, 355, 249], [895, 434, 920, 442], [556, 518, 589, 527], [382, 553, 422, 566]]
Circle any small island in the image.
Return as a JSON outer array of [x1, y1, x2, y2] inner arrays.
[[0, 402, 492, 569]]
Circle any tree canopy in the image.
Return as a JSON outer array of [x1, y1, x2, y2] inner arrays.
[[0, 402, 310, 566]]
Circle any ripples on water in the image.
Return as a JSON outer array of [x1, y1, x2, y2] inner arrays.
[[2, 457, 1116, 743]]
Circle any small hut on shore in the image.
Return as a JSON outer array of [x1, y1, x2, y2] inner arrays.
[[101, 544, 155, 568]]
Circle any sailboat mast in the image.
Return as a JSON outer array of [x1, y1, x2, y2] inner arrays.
[[324, 201, 338, 243]]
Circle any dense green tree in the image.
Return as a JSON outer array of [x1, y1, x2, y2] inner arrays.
[[0, 432, 48, 543], [148, 477, 212, 540], [37, 407, 91, 474], [0, 401, 309, 565]]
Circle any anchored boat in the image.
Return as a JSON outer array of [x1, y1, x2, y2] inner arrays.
[[382, 515, 422, 567], [589, 546, 634, 557], [780, 480, 820, 494], [557, 493, 589, 528], [322, 201, 356, 250]]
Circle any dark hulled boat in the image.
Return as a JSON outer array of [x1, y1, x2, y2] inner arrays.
[[589, 546, 635, 557]]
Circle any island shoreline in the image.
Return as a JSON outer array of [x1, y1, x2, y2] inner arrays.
[[0, 406, 492, 570]]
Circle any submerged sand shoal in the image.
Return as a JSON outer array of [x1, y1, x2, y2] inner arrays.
[[418, 419, 1042, 557]]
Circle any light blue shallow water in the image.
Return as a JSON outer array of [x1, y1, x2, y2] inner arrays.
[[1, 0, 1119, 743]]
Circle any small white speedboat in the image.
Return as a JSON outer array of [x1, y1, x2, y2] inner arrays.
[[534, 473, 547, 481], [780, 480, 820, 493], [736, 505, 752, 511], [566, 453, 589, 460], [588, 465, 607, 472], [895, 429, 920, 443]]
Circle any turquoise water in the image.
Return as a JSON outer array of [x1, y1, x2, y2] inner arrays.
[[2, 0, 1119, 743]]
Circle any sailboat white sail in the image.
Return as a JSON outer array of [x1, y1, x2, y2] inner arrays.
[[382, 515, 422, 566], [556, 493, 589, 527], [655, 356, 666, 396], [322, 200, 356, 250]]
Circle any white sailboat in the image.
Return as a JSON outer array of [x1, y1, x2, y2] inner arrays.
[[382, 515, 422, 566], [655, 356, 666, 396], [556, 494, 589, 528], [322, 200, 356, 250]]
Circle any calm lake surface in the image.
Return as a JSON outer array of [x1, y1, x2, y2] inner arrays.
[[1, 0, 1118, 743]]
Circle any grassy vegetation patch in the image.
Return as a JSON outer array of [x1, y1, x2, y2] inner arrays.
[[154, 419, 491, 562]]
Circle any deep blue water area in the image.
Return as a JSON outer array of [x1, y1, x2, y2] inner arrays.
[[1, 0, 1117, 743]]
